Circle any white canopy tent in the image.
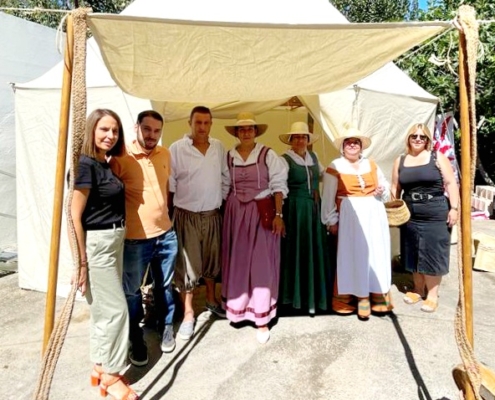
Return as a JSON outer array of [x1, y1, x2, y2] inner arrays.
[[14, 0, 447, 294], [0, 13, 62, 254]]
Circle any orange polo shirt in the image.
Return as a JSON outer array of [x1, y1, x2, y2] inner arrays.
[[110, 141, 172, 240]]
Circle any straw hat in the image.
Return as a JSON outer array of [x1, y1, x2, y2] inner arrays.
[[224, 112, 268, 137], [333, 127, 371, 151], [279, 121, 319, 145]]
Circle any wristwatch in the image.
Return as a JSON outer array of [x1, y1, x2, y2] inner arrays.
[[275, 212, 283, 218]]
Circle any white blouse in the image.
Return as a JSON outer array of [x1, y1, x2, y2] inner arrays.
[[321, 157, 390, 226], [229, 143, 288, 199]]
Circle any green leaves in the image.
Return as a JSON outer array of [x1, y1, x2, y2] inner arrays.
[[332, 0, 495, 182], [0, 0, 133, 29], [331, 0, 420, 22]]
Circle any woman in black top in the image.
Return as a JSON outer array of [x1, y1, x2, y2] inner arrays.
[[71, 109, 138, 399], [391, 123, 459, 313]]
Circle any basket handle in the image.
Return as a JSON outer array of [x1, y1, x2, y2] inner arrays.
[[389, 191, 399, 201]]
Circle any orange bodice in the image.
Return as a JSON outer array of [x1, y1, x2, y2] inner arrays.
[[325, 161, 378, 210]]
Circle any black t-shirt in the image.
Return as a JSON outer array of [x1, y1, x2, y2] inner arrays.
[[74, 155, 125, 230]]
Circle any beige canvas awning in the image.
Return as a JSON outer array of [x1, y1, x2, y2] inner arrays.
[[87, 15, 450, 103]]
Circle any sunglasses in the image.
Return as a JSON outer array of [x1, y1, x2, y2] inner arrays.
[[409, 134, 428, 141], [343, 139, 361, 146]]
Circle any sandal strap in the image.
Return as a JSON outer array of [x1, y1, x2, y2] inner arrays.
[[101, 375, 139, 400]]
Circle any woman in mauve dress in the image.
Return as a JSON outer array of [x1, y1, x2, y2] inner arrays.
[[221, 112, 288, 344]]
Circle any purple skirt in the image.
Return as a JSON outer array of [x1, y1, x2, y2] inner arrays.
[[221, 194, 280, 326]]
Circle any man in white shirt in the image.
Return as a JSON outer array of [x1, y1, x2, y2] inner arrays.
[[169, 106, 230, 340]]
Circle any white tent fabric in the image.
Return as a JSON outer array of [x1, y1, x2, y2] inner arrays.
[[0, 13, 62, 253], [14, 0, 444, 294]]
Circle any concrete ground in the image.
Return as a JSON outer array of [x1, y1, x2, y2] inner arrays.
[[1, 220, 494, 400]]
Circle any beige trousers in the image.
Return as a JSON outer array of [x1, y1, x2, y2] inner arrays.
[[86, 227, 129, 374]]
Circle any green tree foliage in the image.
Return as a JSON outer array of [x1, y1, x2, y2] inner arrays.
[[0, 0, 66, 28], [67, 0, 132, 14], [331, 0, 420, 22], [399, 0, 495, 182], [332, 0, 495, 182], [0, 0, 132, 28]]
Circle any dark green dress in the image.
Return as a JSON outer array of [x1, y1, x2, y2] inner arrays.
[[280, 152, 331, 313]]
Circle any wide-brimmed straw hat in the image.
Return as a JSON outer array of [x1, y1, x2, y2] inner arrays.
[[224, 112, 268, 137], [279, 121, 319, 145], [333, 127, 371, 151]]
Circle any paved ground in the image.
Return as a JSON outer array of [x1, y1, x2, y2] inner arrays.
[[1, 220, 494, 400]]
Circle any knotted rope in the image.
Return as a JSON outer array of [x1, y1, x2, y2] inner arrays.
[[454, 5, 481, 400], [32, 8, 89, 400]]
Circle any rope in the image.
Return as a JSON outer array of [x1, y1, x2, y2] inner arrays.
[[454, 6, 481, 400], [56, 14, 70, 55], [32, 8, 90, 400], [0, 7, 69, 13], [396, 25, 455, 65]]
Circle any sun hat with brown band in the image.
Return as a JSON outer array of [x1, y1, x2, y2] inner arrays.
[[224, 112, 268, 137], [279, 121, 319, 145]]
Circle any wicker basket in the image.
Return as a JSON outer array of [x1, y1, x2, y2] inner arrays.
[[385, 199, 410, 227]]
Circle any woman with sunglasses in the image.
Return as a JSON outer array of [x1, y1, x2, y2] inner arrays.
[[322, 128, 393, 320], [391, 123, 459, 313]]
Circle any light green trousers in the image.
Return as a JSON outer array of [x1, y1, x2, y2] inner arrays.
[[86, 227, 129, 374]]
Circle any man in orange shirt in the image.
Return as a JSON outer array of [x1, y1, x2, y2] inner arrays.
[[110, 110, 177, 366]]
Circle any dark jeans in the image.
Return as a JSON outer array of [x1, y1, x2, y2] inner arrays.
[[123, 230, 178, 347]]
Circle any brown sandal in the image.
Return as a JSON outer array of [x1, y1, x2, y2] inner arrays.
[[332, 295, 356, 315], [100, 375, 139, 400], [371, 293, 394, 313]]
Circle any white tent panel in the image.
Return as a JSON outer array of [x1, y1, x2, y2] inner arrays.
[[0, 13, 62, 252], [304, 63, 438, 176]]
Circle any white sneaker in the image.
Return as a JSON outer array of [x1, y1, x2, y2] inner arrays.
[[178, 319, 195, 341], [256, 329, 270, 344]]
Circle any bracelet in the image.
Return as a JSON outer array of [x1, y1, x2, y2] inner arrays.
[[275, 212, 283, 218], [80, 260, 88, 264], [451, 206, 459, 211]]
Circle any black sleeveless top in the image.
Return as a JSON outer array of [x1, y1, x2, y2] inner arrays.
[[398, 152, 448, 222], [398, 152, 444, 197]]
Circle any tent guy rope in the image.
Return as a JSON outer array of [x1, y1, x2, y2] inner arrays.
[[0, 7, 69, 13], [32, 8, 89, 400]]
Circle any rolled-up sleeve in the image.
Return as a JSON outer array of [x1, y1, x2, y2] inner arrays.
[[321, 164, 339, 226], [267, 149, 288, 197]]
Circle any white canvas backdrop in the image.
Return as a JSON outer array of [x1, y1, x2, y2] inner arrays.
[[0, 13, 62, 252]]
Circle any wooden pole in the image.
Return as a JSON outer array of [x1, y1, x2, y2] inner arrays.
[[42, 14, 74, 354], [458, 26, 475, 400]]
